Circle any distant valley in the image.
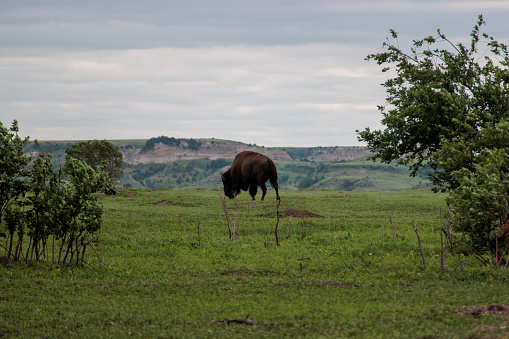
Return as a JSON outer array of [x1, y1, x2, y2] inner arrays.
[[25, 137, 431, 191]]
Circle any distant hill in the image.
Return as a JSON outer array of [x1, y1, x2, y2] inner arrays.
[[24, 137, 431, 191], [113, 137, 371, 164]]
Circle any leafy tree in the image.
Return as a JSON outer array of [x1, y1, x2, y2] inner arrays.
[[209, 158, 229, 170], [59, 157, 111, 266], [1, 121, 112, 266], [65, 140, 123, 182], [141, 136, 181, 153], [357, 16, 509, 259], [140, 136, 203, 153], [440, 121, 509, 258], [297, 176, 317, 189], [357, 15, 509, 191], [0, 120, 30, 230], [23, 153, 60, 263], [2, 152, 111, 266]]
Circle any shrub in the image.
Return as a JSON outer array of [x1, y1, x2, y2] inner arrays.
[[0, 120, 30, 231], [447, 148, 509, 260], [0, 120, 113, 267]]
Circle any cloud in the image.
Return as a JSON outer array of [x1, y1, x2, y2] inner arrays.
[[0, 43, 385, 146], [1, 1, 509, 146], [320, 0, 509, 12], [4, 0, 504, 50]]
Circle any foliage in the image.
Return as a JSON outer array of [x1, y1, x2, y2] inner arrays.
[[57, 157, 111, 266], [17, 153, 61, 263], [358, 16, 509, 258], [3, 189, 509, 338], [140, 136, 203, 153], [357, 15, 509, 191], [65, 139, 123, 182], [2, 153, 112, 267], [1, 121, 113, 267], [442, 133, 509, 258], [208, 158, 229, 170], [0, 120, 30, 230], [296, 175, 320, 189]]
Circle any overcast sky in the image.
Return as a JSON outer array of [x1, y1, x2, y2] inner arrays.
[[1, 1, 509, 146]]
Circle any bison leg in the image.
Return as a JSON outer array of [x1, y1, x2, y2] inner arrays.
[[249, 185, 258, 200], [260, 183, 267, 201]]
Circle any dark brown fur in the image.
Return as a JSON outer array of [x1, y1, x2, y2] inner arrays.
[[221, 151, 280, 201]]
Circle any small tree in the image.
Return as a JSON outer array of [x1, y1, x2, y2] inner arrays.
[[0, 120, 30, 232], [65, 140, 123, 183], [357, 16, 509, 260], [23, 152, 60, 263], [440, 122, 509, 259], [2, 153, 111, 266], [357, 15, 509, 191], [59, 157, 110, 267], [1, 121, 112, 267]]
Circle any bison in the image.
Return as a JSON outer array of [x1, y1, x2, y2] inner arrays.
[[221, 151, 280, 201]]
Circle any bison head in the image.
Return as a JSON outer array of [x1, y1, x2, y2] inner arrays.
[[221, 169, 239, 199]]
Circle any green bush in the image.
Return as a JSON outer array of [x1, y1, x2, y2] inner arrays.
[[446, 148, 509, 258], [65, 139, 123, 181], [358, 16, 509, 261], [0, 120, 30, 230], [436, 119, 509, 263], [1, 120, 113, 267]]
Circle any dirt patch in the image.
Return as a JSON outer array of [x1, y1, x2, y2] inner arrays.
[[284, 208, 323, 218], [153, 200, 174, 206], [454, 304, 509, 318], [451, 304, 509, 337], [213, 314, 284, 326]]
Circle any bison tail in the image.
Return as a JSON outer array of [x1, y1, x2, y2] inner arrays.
[[267, 159, 280, 200], [267, 159, 278, 187]]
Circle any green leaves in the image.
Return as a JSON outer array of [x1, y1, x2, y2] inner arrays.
[[0, 121, 111, 266], [65, 139, 123, 183], [438, 121, 509, 256], [358, 17, 509, 258], [0, 120, 30, 224], [358, 17, 509, 190]]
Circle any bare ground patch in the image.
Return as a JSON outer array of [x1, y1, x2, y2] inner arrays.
[[454, 304, 509, 337], [283, 208, 323, 218], [455, 304, 509, 318]]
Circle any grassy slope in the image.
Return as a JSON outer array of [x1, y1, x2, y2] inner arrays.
[[121, 157, 431, 191], [25, 139, 431, 191], [1, 189, 508, 338]]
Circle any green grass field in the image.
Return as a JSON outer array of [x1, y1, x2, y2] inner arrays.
[[1, 188, 508, 338]]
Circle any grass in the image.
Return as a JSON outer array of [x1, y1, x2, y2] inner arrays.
[[1, 188, 509, 338]]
